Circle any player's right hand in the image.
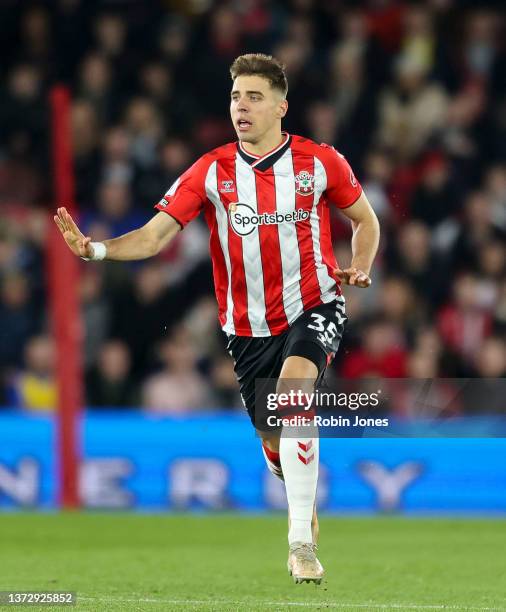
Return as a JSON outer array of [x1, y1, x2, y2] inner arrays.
[[54, 207, 93, 258]]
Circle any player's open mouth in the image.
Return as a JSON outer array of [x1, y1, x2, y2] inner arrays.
[[237, 119, 252, 131]]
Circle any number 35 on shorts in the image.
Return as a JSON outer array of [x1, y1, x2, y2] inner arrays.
[[307, 311, 345, 347]]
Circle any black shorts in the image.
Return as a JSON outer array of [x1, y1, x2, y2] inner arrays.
[[226, 298, 347, 431]]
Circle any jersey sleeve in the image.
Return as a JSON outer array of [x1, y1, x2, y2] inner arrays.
[[319, 144, 362, 209], [154, 157, 208, 228]]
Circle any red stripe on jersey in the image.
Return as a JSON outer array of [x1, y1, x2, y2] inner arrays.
[[291, 155, 322, 309], [318, 194, 342, 295], [203, 204, 228, 327], [255, 169, 288, 332], [216, 158, 252, 335]]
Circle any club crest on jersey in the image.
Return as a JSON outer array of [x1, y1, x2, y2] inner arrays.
[[295, 170, 315, 196], [220, 180, 235, 193]]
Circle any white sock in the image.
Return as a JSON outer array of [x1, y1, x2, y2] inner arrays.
[[280, 435, 319, 545]]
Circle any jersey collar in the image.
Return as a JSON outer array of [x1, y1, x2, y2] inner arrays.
[[237, 133, 292, 171]]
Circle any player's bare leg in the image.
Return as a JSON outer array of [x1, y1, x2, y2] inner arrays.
[[264, 355, 324, 584], [311, 504, 319, 545]]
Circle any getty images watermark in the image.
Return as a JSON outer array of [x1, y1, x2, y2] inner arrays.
[[265, 388, 388, 429], [253, 378, 506, 437]]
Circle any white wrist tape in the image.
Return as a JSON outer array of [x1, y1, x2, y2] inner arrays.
[[82, 242, 107, 261]]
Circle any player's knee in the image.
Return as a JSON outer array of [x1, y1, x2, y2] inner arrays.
[[279, 355, 318, 381], [276, 357, 317, 418]]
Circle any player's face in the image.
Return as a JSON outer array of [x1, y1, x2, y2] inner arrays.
[[230, 75, 287, 144]]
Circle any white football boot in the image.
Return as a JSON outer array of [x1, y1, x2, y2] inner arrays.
[[287, 542, 324, 584]]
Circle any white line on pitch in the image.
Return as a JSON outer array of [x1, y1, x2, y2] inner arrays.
[[78, 595, 506, 610]]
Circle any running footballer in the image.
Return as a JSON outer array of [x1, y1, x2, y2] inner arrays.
[[54, 53, 380, 584]]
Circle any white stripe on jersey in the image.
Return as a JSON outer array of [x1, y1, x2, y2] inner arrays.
[[312, 157, 337, 303], [204, 161, 235, 334], [273, 150, 304, 325], [235, 154, 269, 334], [167, 177, 180, 196]]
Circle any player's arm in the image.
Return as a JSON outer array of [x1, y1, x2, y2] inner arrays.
[[337, 191, 380, 287], [54, 156, 208, 261], [320, 145, 380, 288], [54, 207, 181, 261]]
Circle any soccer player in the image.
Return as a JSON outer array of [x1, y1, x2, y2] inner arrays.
[[54, 53, 379, 584]]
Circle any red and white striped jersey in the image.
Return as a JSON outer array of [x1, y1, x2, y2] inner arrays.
[[155, 133, 362, 337]]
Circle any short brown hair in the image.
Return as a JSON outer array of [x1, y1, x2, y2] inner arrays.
[[230, 53, 288, 97]]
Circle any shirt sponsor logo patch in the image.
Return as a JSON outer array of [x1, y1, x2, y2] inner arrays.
[[228, 203, 310, 237], [220, 180, 235, 193], [295, 170, 315, 196]]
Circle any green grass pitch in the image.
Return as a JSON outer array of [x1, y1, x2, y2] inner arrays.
[[0, 514, 505, 611]]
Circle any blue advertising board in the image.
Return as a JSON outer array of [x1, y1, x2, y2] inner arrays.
[[0, 411, 505, 512]]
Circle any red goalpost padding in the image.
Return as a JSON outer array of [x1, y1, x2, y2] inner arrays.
[[47, 85, 83, 508]]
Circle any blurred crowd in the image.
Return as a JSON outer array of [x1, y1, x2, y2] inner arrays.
[[0, 0, 505, 413]]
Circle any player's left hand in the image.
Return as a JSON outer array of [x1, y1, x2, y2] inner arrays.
[[333, 267, 371, 288]]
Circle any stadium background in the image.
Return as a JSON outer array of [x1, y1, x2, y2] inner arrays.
[[0, 0, 505, 513]]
